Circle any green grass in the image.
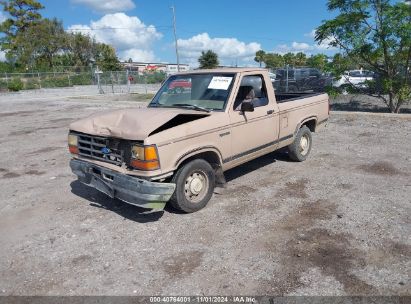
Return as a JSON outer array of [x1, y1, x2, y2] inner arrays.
[[131, 93, 155, 101]]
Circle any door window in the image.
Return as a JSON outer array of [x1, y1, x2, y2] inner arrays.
[[233, 75, 269, 110]]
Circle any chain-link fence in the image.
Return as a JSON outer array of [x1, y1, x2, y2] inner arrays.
[[1, 66, 391, 96], [0, 70, 164, 94], [96, 71, 163, 94]]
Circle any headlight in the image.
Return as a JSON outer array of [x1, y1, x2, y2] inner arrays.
[[68, 134, 78, 146], [130, 144, 160, 171], [68, 134, 79, 154], [131, 145, 145, 160]]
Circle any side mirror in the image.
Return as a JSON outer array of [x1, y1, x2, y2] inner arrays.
[[241, 101, 254, 112]]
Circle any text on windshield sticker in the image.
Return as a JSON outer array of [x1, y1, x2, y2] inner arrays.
[[208, 77, 233, 90]]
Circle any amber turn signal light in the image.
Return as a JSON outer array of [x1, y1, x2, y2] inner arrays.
[[130, 144, 160, 170], [130, 159, 160, 171]]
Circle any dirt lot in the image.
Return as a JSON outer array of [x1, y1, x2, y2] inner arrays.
[[0, 90, 410, 296]]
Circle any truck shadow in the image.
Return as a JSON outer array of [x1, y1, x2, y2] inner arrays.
[[225, 150, 290, 182], [70, 181, 164, 223], [70, 150, 291, 220]]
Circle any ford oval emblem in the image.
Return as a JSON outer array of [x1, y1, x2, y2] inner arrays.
[[101, 147, 111, 155]]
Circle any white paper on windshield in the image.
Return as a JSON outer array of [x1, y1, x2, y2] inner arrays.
[[208, 77, 233, 90]]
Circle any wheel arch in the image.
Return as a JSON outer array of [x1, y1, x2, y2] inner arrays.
[[175, 147, 223, 170], [174, 147, 225, 186], [295, 116, 318, 135]]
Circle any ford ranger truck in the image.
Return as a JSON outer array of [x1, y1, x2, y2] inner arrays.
[[69, 68, 329, 213]]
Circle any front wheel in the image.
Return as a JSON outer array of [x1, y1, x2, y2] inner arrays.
[[287, 125, 312, 162], [170, 159, 215, 213]]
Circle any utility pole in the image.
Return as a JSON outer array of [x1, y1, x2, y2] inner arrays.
[[171, 5, 180, 72]]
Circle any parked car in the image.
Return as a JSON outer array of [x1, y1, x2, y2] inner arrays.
[[273, 67, 332, 93], [268, 72, 276, 82], [69, 68, 329, 213], [168, 79, 191, 93], [333, 70, 375, 91]]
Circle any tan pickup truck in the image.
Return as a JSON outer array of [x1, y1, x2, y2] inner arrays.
[[69, 68, 329, 213]]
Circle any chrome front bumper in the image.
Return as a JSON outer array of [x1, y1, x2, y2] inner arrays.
[[70, 159, 176, 210]]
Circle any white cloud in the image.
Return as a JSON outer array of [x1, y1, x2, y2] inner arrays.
[[0, 11, 7, 23], [71, 0, 135, 13], [121, 49, 157, 63], [273, 39, 336, 55], [291, 42, 311, 50], [304, 30, 316, 39], [273, 42, 310, 54], [303, 29, 337, 51], [68, 13, 162, 62], [177, 33, 261, 67], [316, 36, 337, 50]]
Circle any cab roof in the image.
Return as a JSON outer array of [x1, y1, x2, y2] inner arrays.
[[175, 67, 268, 75]]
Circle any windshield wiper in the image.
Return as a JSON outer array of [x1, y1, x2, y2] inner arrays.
[[170, 104, 211, 113]]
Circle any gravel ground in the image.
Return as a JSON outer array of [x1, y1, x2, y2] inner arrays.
[[0, 90, 410, 296]]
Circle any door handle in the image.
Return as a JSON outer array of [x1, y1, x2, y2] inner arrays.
[[267, 110, 274, 115]]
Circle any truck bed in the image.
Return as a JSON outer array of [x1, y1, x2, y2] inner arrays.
[[275, 92, 325, 103]]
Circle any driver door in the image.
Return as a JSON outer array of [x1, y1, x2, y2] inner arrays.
[[227, 74, 278, 166]]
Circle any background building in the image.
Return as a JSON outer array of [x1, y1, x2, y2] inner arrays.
[[122, 62, 190, 75]]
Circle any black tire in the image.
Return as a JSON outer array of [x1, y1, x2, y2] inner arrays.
[[170, 159, 215, 213], [287, 125, 312, 162]]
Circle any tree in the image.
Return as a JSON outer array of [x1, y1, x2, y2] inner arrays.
[[307, 54, 329, 71], [254, 50, 266, 67], [0, 0, 44, 59], [198, 50, 219, 69], [294, 52, 307, 66], [0, 0, 44, 35], [67, 33, 97, 68], [13, 18, 68, 69], [263, 53, 284, 68], [0, 0, 121, 72], [283, 53, 296, 65], [316, 0, 411, 113], [95, 44, 122, 71]]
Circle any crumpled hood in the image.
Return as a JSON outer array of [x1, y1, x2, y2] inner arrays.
[[69, 107, 209, 140]]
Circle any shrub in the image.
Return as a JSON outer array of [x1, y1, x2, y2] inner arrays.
[[0, 79, 8, 91], [71, 73, 93, 86], [41, 76, 72, 88], [144, 71, 167, 84], [7, 78, 24, 91], [24, 78, 41, 90]]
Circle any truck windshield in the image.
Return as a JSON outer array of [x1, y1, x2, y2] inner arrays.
[[149, 73, 236, 111]]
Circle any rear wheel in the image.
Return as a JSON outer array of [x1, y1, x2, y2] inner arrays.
[[287, 125, 312, 162], [170, 159, 215, 213]]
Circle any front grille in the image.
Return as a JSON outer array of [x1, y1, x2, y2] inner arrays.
[[77, 134, 123, 166]]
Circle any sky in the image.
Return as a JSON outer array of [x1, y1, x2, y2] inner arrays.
[[1, 0, 343, 66]]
